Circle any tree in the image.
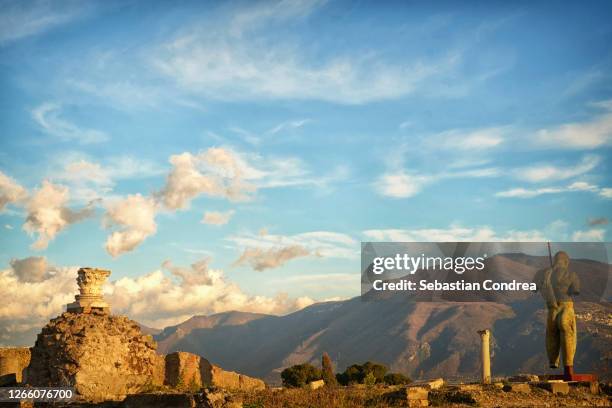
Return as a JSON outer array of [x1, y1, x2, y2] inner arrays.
[[336, 361, 388, 385], [281, 363, 322, 388], [383, 372, 412, 385], [321, 352, 338, 387]]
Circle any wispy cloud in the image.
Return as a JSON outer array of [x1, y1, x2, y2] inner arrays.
[[201, 210, 235, 226], [233, 245, 310, 271], [32, 102, 109, 144], [425, 126, 508, 151], [151, 1, 462, 104], [376, 167, 498, 198], [533, 102, 612, 149], [267, 119, 310, 135], [0, 0, 91, 45], [363, 225, 548, 242], [513, 155, 601, 183], [363, 220, 593, 242], [496, 181, 611, 199], [228, 229, 358, 269]]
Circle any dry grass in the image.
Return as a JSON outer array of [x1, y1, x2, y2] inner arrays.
[[240, 385, 405, 408]]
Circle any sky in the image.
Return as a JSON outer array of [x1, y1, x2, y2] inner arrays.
[[0, 0, 611, 342]]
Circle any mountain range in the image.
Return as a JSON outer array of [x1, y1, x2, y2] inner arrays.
[[153, 254, 612, 384]]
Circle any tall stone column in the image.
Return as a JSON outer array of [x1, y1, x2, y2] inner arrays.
[[478, 329, 491, 384], [66, 267, 111, 314]]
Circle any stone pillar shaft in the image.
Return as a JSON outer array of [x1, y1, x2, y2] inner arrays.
[[478, 329, 491, 384]]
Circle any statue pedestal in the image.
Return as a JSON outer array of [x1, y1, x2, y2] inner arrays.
[[547, 373, 598, 382]]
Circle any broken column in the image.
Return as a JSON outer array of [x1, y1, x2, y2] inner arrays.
[[66, 267, 111, 314], [477, 329, 491, 384]]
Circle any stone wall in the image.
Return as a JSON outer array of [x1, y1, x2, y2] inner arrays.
[[165, 351, 265, 392], [0, 347, 31, 382]]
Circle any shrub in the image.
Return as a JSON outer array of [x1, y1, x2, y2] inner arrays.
[[383, 373, 412, 385], [281, 363, 322, 388], [364, 372, 376, 386], [336, 361, 388, 385], [321, 352, 338, 387]]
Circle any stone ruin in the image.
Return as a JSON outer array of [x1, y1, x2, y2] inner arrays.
[[21, 267, 265, 402], [66, 267, 112, 314]]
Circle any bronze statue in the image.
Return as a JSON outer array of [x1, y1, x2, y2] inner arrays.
[[533, 250, 580, 378]]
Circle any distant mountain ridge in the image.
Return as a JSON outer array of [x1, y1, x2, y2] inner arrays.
[[154, 254, 612, 384]]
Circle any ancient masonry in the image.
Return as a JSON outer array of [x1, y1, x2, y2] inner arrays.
[[17, 267, 265, 402]]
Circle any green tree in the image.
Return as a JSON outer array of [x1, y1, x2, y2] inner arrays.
[[336, 361, 388, 385], [383, 372, 412, 385], [321, 352, 337, 387], [281, 363, 322, 388]]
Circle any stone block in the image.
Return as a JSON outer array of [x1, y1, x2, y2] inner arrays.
[[503, 383, 530, 393], [164, 351, 203, 390], [537, 381, 569, 395], [406, 385, 429, 400]]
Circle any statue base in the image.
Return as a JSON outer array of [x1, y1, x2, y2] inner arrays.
[[547, 373, 598, 382]]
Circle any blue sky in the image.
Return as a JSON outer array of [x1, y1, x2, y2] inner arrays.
[[0, 0, 611, 331]]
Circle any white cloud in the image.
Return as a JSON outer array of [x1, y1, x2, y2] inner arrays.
[[228, 0, 325, 37], [572, 229, 605, 242], [202, 210, 235, 226], [154, 34, 455, 104], [0, 265, 77, 345], [32, 102, 109, 144], [0, 0, 90, 45], [377, 172, 429, 198], [376, 167, 498, 198], [427, 126, 507, 151], [103, 194, 158, 257], [51, 156, 165, 203], [0, 171, 28, 211], [158, 148, 258, 209], [513, 155, 600, 183], [23, 181, 94, 250], [0, 259, 316, 345], [496, 181, 609, 199], [362, 220, 602, 243], [151, 0, 460, 105], [233, 245, 310, 271], [533, 110, 612, 149]]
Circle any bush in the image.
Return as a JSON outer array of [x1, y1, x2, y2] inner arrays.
[[383, 373, 412, 385], [336, 361, 388, 385], [281, 363, 322, 388]]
